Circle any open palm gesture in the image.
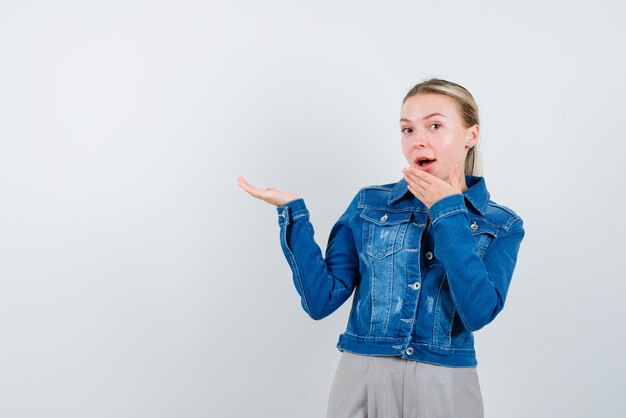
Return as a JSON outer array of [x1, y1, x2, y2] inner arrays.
[[237, 176, 299, 207]]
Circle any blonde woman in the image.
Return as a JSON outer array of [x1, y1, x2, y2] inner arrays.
[[238, 79, 524, 418]]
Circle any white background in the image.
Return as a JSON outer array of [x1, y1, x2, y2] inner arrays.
[[1, 0, 625, 417]]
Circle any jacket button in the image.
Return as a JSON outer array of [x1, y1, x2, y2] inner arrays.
[[409, 281, 421, 290], [280, 209, 287, 218], [470, 222, 478, 231], [405, 347, 414, 355], [380, 214, 388, 222], [425, 251, 433, 260]]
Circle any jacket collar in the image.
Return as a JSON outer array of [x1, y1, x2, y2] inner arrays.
[[388, 175, 490, 215]]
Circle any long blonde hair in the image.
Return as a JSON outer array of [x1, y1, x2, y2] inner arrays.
[[403, 79, 481, 176]]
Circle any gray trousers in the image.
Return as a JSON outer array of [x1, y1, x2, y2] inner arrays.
[[326, 351, 484, 418]]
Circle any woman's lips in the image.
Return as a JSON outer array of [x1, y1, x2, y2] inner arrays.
[[415, 157, 436, 171]]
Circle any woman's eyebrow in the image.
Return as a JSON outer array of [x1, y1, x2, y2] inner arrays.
[[422, 112, 446, 120], [399, 113, 447, 123]]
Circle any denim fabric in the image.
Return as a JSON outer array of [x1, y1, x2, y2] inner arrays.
[[276, 176, 524, 367]]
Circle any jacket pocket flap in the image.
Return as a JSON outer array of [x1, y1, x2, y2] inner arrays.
[[469, 219, 499, 237], [360, 209, 412, 226]]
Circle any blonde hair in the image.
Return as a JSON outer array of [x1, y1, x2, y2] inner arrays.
[[403, 79, 481, 176]]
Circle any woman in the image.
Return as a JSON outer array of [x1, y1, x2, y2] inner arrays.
[[238, 78, 525, 418]]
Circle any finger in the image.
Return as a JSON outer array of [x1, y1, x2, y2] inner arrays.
[[404, 167, 430, 185], [237, 176, 253, 190], [407, 183, 425, 195], [404, 173, 430, 192], [407, 183, 419, 196], [406, 176, 427, 192], [402, 167, 421, 184], [407, 184, 427, 203], [238, 177, 268, 199], [237, 176, 257, 194], [404, 167, 434, 184]]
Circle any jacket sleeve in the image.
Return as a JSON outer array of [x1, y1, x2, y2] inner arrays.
[[428, 194, 525, 331], [276, 195, 360, 320]]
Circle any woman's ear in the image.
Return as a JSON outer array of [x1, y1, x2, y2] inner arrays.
[[465, 124, 480, 149]]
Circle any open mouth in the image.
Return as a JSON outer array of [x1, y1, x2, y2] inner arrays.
[[415, 157, 436, 168]]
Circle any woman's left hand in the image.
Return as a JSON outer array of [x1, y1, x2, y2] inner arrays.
[[403, 164, 463, 209]]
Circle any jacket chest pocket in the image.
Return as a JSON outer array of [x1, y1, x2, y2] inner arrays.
[[470, 219, 499, 258], [360, 209, 412, 259]]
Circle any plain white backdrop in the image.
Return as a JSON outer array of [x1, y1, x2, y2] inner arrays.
[[1, 0, 625, 417]]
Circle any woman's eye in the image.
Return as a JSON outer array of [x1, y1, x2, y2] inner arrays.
[[401, 127, 412, 134], [430, 123, 441, 130]]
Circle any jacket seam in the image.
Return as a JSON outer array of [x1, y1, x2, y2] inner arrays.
[[281, 223, 311, 315], [303, 221, 342, 302], [433, 278, 445, 345], [431, 207, 467, 224], [292, 213, 309, 221], [487, 201, 522, 220]]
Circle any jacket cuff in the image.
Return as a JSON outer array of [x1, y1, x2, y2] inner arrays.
[[429, 194, 468, 225], [277, 198, 309, 226]]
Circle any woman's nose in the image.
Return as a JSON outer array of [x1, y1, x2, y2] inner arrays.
[[412, 133, 427, 148]]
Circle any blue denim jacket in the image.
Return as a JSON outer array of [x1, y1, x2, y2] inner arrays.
[[276, 176, 524, 367]]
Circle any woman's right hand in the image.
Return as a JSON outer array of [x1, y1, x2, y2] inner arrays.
[[237, 176, 300, 207]]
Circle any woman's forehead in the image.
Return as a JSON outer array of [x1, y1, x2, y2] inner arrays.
[[403, 95, 460, 120]]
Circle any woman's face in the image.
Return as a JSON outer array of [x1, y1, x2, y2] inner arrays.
[[400, 93, 478, 182]]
